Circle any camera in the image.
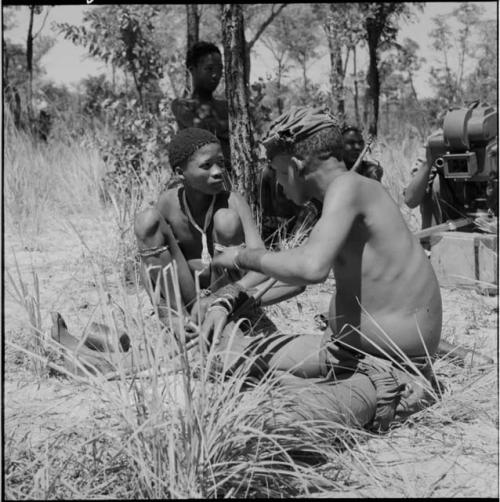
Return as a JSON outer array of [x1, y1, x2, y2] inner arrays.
[[426, 102, 498, 216]]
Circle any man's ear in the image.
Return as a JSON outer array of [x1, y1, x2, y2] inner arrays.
[[175, 166, 184, 178], [291, 156, 306, 177]]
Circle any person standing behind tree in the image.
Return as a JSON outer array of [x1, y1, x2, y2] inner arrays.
[[171, 41, 231, 175], [342, 125, 383, 181]]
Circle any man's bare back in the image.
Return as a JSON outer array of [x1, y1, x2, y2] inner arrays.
[[214, 107, 442, 362], [324, 172, 442, 357]]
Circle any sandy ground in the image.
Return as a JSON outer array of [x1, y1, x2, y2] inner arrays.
[[4, 210, 499, 497]]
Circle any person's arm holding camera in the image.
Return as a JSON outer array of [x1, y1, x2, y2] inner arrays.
[[404, 149, 433, 209]]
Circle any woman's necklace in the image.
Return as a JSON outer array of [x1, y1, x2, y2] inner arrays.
[[182, 189, 216, 268]]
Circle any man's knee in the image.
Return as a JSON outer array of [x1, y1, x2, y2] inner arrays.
[[213, 208, 244, 245]]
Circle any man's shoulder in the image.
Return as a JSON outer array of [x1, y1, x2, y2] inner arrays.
[[325, 172, 362, 201]]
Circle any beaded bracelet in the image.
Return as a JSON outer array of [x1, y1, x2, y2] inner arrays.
[[206, 304, 232, 316], [138, 245, 170, 258], [210, 282, 250, 315], [233, 249, 243, 272], [209, 296, 234, 314]]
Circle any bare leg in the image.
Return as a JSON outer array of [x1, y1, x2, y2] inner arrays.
[[135, 207, 196, 308], [213, 207, 245, 246]]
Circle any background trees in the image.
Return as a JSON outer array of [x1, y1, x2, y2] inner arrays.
[[3, 2, 497, 199]]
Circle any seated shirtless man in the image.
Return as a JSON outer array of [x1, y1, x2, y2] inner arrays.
[[134, 126, 303, 344], [212, 107, 443, 431]]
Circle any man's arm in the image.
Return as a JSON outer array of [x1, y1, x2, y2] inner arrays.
[[228, 175, 360, 285], [227, 191, 305, 301], [404, 157, 432, 209]]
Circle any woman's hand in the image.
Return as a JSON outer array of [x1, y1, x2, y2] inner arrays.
[[198, 305, 229, 349]]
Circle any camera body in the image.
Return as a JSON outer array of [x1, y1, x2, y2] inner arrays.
[[426, 103, 498, 216]]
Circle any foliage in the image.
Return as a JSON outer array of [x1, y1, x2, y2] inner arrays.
[[429, 2, 486, 107], [313, 3, 366, 116], [359, 2, 420, 135], [463, 19, 497, 106], [249, 78, 272, 137], [259, 4, 323, 104], [98, 96, 176, 198], [78, 74, 116, 117], [56, 5, 164, 104]]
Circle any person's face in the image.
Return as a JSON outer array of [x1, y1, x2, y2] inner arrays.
[[270, 153, 308, 205], [183, 143, 226, 195], [343, 130, 364, 166], [190, 52, 223, 94]]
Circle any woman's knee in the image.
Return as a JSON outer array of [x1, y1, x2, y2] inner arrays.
[[213, 208, 244, 246]]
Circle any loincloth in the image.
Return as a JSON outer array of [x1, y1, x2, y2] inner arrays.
[[319, 329, 438, 432]]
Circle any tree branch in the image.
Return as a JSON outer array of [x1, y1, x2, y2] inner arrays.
[[33, 7, 50, 40], [247, 3, 287, 51]]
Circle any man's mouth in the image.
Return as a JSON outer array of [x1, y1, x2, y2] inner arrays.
[[209, 180, 224, 189]]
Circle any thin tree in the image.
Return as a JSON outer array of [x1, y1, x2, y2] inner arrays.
[[26, 5, 49, 123], [186, 4, 200, 51], [314, 3, 364, 118], [221, 4, 258, 213], [261, 20, 290, 115], [185, 4, 200, 95], [361, 2, 417, 136], [243, 4, 287, 86]]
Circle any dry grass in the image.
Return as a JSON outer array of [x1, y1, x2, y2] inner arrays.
[[3, 116, 498, 498]]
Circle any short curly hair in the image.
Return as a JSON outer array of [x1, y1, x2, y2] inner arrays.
[[293, 127, 344, 163], [186, 41, 221, 69], [168, 127, 220, 169], [263, 107, 344, 165]]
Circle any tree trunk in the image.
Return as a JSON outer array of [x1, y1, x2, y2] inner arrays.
[[186, 4, 199, 51], [408, 71, 428, 138], [325, 6, 345, 117], [365, 20, 380, 137], [221, 4, 258, 214], [277, 61, 283, 114], [26, 5, 35, 124], [353, 45, 360, 127], [245, 4, 287, 91], [185, 5, 200, 97], [301, 56, 308, 99], [111, 62, 116, 93]]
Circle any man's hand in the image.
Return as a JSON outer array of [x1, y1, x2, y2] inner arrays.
[[212, 245, 242, 270], [198, 305, 229, 349]]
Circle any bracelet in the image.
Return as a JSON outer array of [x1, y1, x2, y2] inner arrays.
[[206, 304, 232, 316], [233, 248, 243, 272], [200, 288, 212, 298], [209, 297, 234, 313], [212, 283, 250, 314], [138, 244, 170, 258]]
